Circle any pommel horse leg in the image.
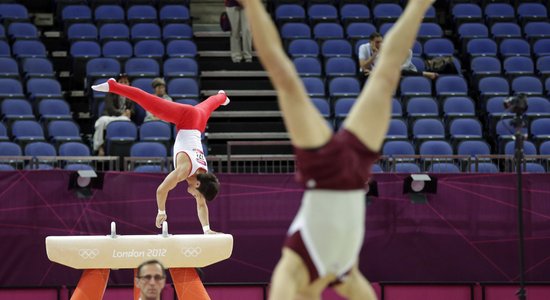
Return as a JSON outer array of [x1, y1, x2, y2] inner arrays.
[[171, 268, 210, 300], [71, 269, 110, 300]]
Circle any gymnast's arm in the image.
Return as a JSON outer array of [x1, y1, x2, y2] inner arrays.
[[196, 197, 216, 234], [155, 162, 191, 228]]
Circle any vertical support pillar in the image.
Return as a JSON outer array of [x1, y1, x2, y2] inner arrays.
[[170, 268, 210, 300], [70, 269, 110, 300]]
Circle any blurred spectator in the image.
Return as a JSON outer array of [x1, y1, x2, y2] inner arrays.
[[225, 0, 252, 63], [135, 260, 166, 300], [144, 77, 173, 122]]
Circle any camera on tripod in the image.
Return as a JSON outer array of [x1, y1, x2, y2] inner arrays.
[[503, 93, 528, 115]]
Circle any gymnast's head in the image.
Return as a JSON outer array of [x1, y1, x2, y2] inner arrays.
[[188, 172, 220, 202], [135, 259, 166, 300]]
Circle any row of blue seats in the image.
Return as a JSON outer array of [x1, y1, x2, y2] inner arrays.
[[71, 40, 197, 60], [66, 22, 193, 42], [60, 4, 190, 24], [1, 98, 72, 122], [371, 161, 548, 174], [451, 3, 548, 24]]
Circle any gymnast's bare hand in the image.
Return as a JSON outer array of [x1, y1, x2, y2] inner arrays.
[[204, 229, 220, 234], [156, 212, 167, 228]]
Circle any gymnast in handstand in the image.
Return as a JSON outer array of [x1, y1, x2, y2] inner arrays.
[[240, 0, 434, 298], [92, 79, 229, 234]]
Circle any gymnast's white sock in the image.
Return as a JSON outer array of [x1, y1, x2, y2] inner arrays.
[[91, 78, 115, 92], [218, 90, 230, 106]]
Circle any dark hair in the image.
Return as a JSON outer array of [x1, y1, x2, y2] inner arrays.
[[197, 173, 220, 202], [137, 260, 166, 277], [369, 32, 382, 41]]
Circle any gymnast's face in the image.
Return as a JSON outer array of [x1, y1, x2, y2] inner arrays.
[[136, 263, 165, 300]]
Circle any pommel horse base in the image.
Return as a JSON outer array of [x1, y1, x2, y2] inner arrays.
[[45, 222, 233, 300]]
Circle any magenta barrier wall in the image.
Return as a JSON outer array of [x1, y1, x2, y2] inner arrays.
[[2, 171, 550, 287], [484, 285, 550, 300], [0, 289, 58, 300], [384, 285, 471, 300]]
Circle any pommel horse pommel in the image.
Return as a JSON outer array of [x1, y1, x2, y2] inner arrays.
[[45, 222, 233, 300]]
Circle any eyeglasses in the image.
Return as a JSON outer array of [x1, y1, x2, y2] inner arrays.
[[138, 274, 166, 282]]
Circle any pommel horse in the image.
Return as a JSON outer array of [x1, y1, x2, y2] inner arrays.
[[45, 222, 233, 300]]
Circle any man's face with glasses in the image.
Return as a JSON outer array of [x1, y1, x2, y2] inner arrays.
[[135, 263, 166, 300]]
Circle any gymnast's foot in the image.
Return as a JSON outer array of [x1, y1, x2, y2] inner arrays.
[[91, 78, 116, 92], [218, 90, 230, 106]]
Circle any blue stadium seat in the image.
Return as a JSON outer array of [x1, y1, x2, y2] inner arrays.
[[373, 3, 402, 24], [533, 39, 550, 58], [287, 39, 319, 57], [452, 4, 482, 24], [94, 5, 125, 24], [406, 97, 439, 118], [328, 77, 360, 98], [412, 41, 423, 57], [457, 23, 488, 41], [386, 119, 408, 140], [162, 23, 192, 41], [490, 22, 522, 40], [443, 97, 475, 118], [308, 4, 338, 24], [499, 38, 531, 57], [70, 41, 101, 59], [38, 99, 72, 122], [125, 57, 160, 77], [428, 162, 460, 173], [131, 78, 154, 94], [321, 39, 352, 57], [275, 4, 305, 23], [62, 5, 92, 23], [526, 97, 550, 118], [293, 57, 322, 77], [469, 162, 499, 173], [47, 120, 82, 143], [466, 38, 497, 57], [411, 57, 425, 72], [449, 118, 482, 142], [511, 76, 543, 96], [383, 140, 415, 156], [478, 76, 509, 98], [371, 164, 383, 173], [134, 40, 164, 59], [530, 118, 550, 142], [301, 77, 325, 97], [167, 78, 198, 98], [0, 78, 24, 98], [0, 57, 19, 78], [102, 40, 133, 59], [524, 163, 546, 173], [457, 140, 491, 157], [105, 120, 137, 155], [413, 119, 445, 140], [86, 58, 121, 79], [0, 41, 10, 57], [400, 76, 432, 97], [59, 142, 90, 156], [334, 98, 354, 120], [379, 22, 394, 37], [12, 40, 47, 58], [419, 140, 453, 155], [99, 23, 130, 42], [536, 55, 550, 77], [346, 22, 376, 40], [435, 75, 468, 97], [313, 23, 344, 40], [281, 22, 311, 40], [311, 98, 330, 118], [163, 58, 198, 78], [0, 3, 29, 22], [0, 123, 8, 141], [0, 141, 22, 155], [394, 162, 421, 173], [424, 6, 436, 23], [540, 140, 550, 155], [392, 98, 403, 117], [140, 120, 172, 143], [12, 120, 45, 143], [486, 96, 513, 120], [131, 23, 161, 41], [524, 22, 550, 41], [67, 23, 97, 41], [423, 38, 454, 57], [518, 3, 548, 22], [495, 118, 528, 142], [130, 142, 167, 159], [8, 22, 39, 40], [340, 4, 370, 24], [325, 57, 356, 77], [166, 40, 197, 57], [25, 141, 56, 160], [26, 78, 63, 100], [503, 56, 534, 77], [0, 164, 15, 171], [471, 56, 501, 78], [1, 99, 34, 122], [504, 140, 537, 155], [159, 5, 190, 23], [418, 23, 443, 40], [484, 3, 515, 24], [127, 5, 157, 24]]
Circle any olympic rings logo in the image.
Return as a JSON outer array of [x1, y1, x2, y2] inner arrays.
[[79, 249, 99, 259], [181, 247, 201, 257]]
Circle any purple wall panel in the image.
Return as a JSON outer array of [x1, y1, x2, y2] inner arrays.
[[1, 171, 550, 287], [0, 289, 58, 300], [206, 286, 264, 300], [384, 285, 471, 300], [484, 286, 550, 300]]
